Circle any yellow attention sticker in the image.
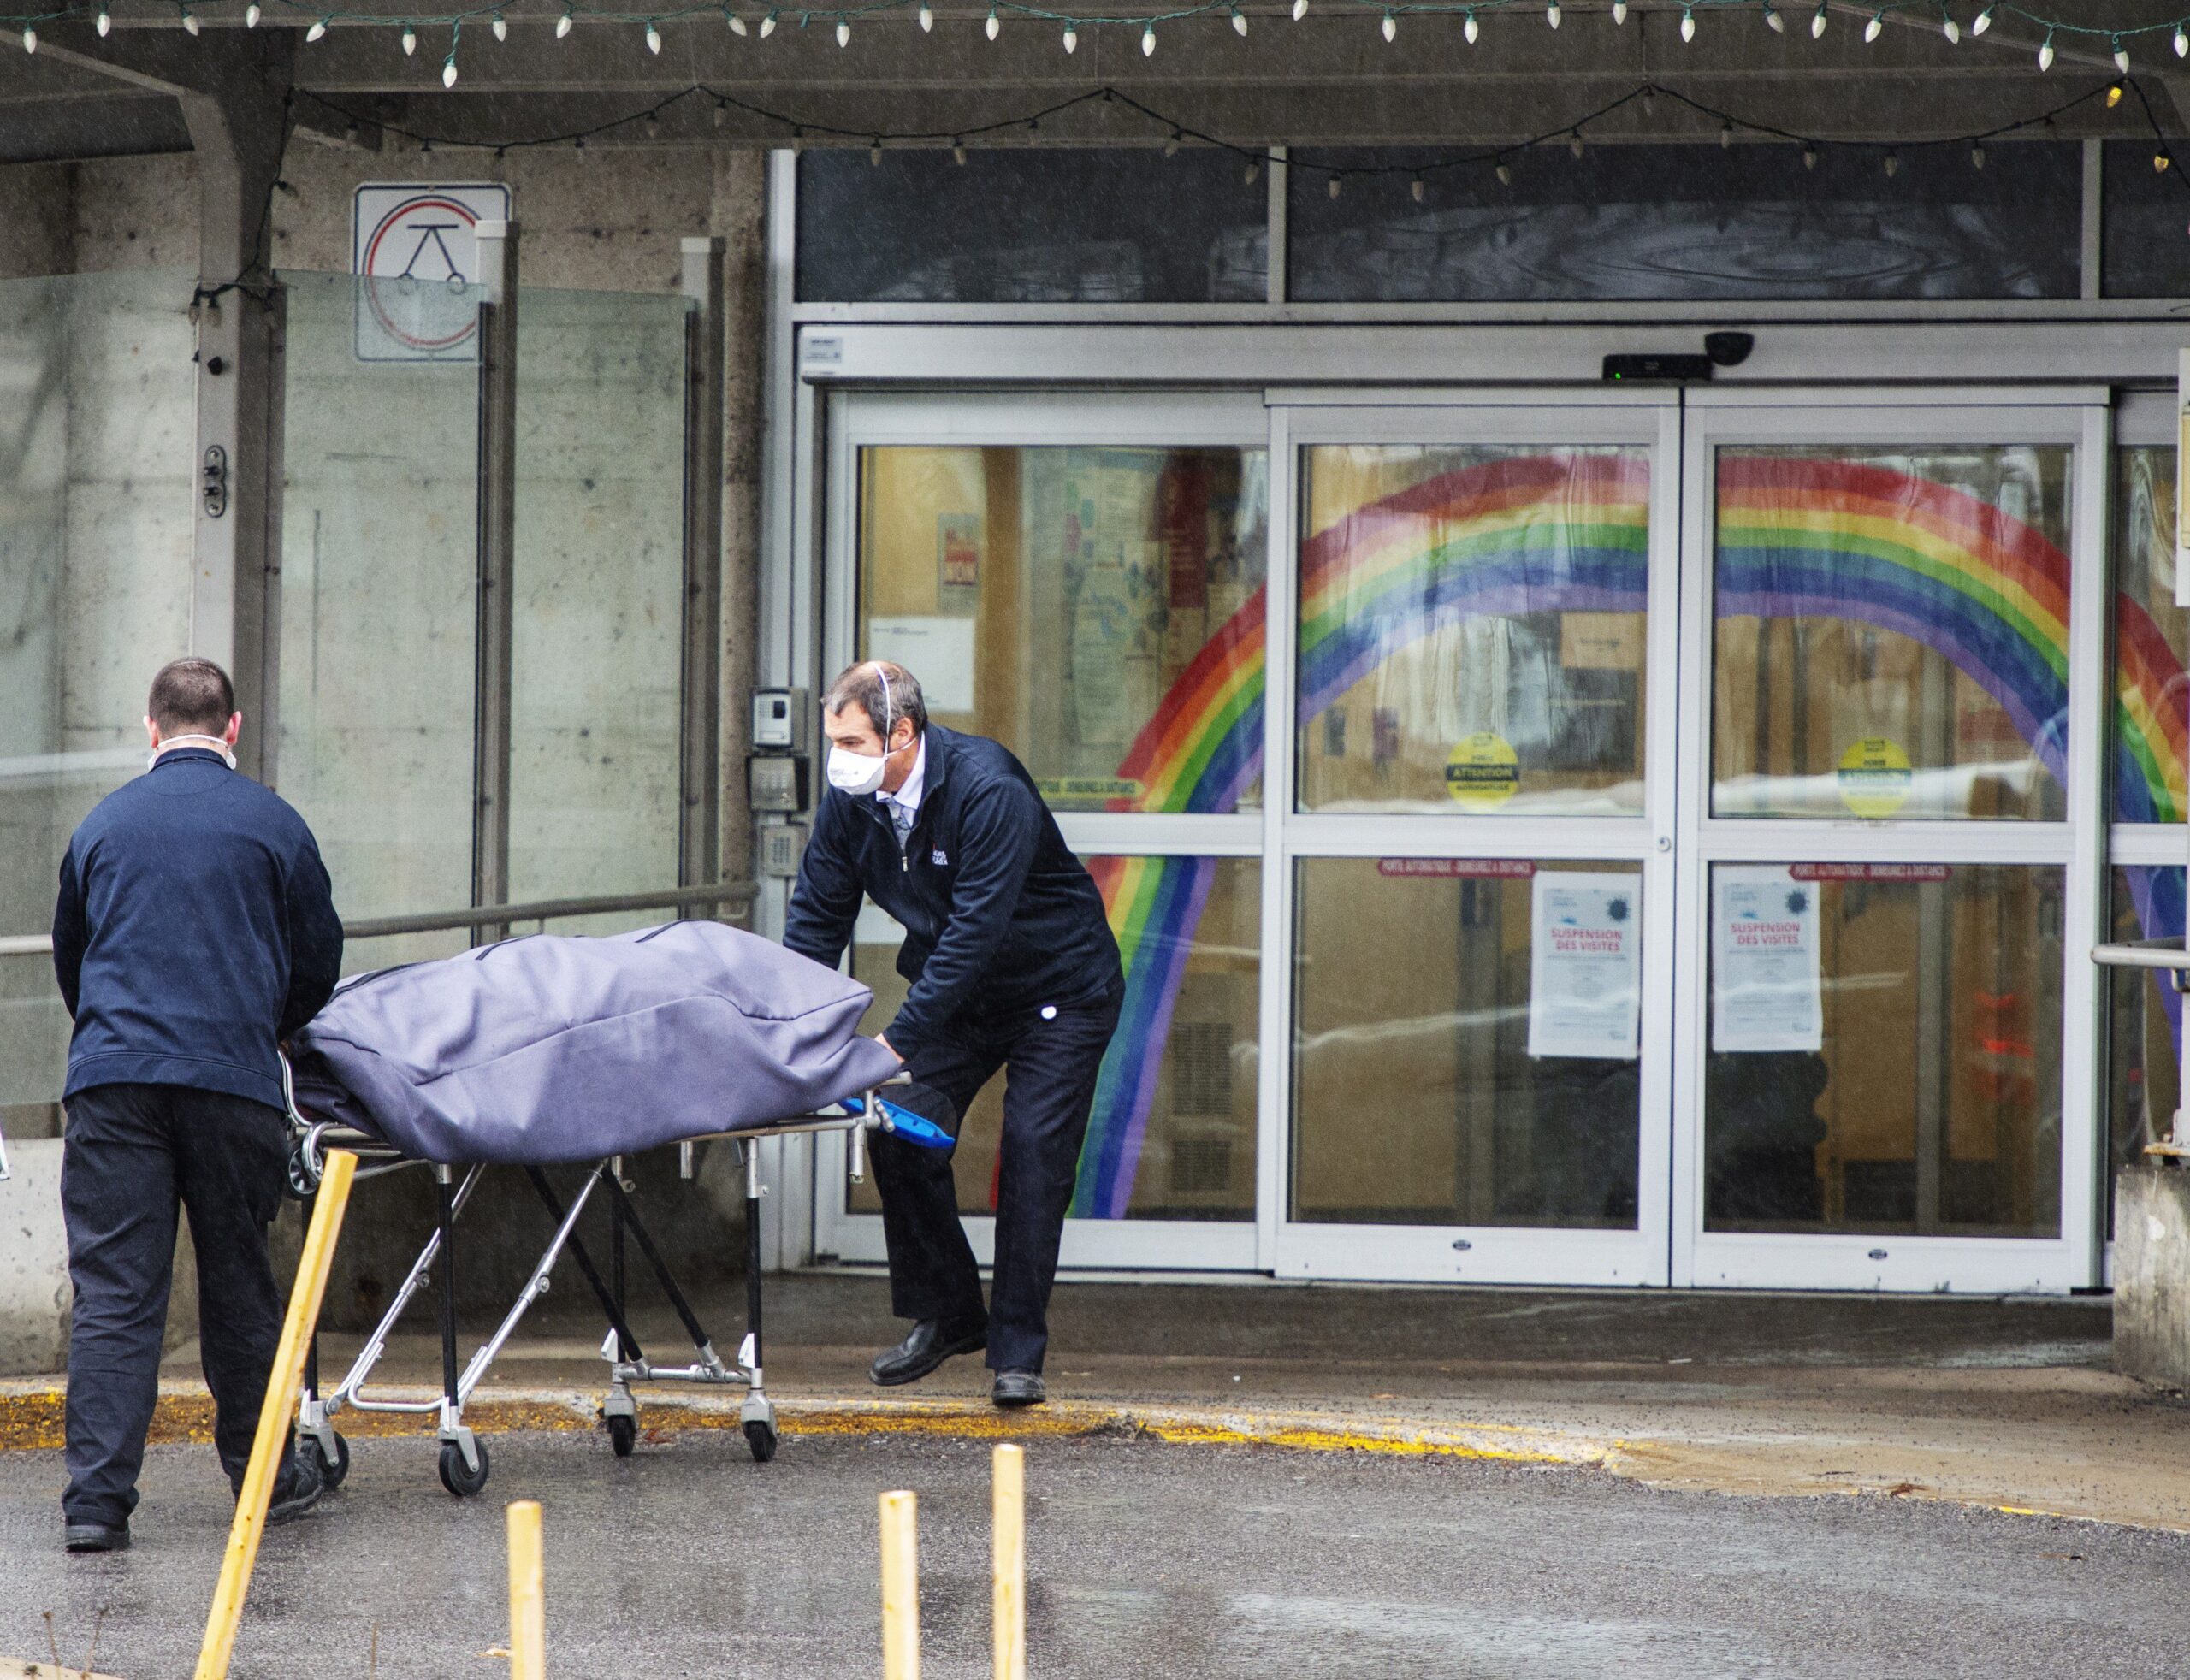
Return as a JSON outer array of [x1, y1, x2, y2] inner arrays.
[[1837, 736, 1913, 818], [1444, 733, 1519, 809]]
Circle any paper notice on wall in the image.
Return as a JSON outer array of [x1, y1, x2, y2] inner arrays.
[[1711, 864, 1823, 1054], [1527, 873, 1642, 1061], [868, 616, 976, 714]]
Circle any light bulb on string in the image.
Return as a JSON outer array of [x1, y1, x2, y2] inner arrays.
[[760, 9, 777, 33], [918, 1, 931, 27], [246, 3, 260, 27], [1142, 21, 1157, 51], [2159, 152, 2174, 173], [713, 98, 728, 127], [306, 15, 328, 40], [1764, 3, 1783, 32], [1381, 10, 1394, 41], [1719, 120, 1733, 148], [1642, 84, 1656, 116], [181, 8, 199, 35], [1882, 148, 1898, 176], [985, 7, 998, 38], [1165, 128, 1181, 156], [1327, 175, 1341, 198], [1969, 141, 1985, 168], [1233, 7, 1247, 33], [494, 11, 507, 38], [2036, 28, 2052, 68], [952, 138, 967, 163], [1942, 11, 1957, 44], [645, 20, 662, 52], [2108, 83, 2123, 107], [1545, 2, 1560, 28], [20, 25, 33, 50], [1293, 0, 1307, 17], [1612, 0, 1626, 21], [1463, 7, 1477, 41], [442, 46, 459, 84], [2113, 35, 2129, 72], [1411, 174, 1425, 200], [1061, 23, 1075, 50], [1244, 158, 1259, 184], [1971, 4, 1992, 33], [97, 6, 110, 33], [1568, 130, 1583, 158], [835, 19, 849, 44], [869, 138, 882, 164], [1864, 10, 1881, 41], [1495, 159, 1512, 186], [555, 8, 572, 36], [1802, 142, 1817, 168], [1680, 6, 1694, 41], [401, 23, 417, 54], [2178, 23, 2188, 56], [1809, 2, 1826, 36]]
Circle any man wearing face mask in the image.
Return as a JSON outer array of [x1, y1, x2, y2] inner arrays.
[[784, 661, 1123, 1409], [49, 658, 344, 1553]]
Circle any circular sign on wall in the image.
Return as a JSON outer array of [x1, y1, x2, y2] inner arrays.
[[1836, 736, 1913, 818], [1444, 732, 1520, 810], [352, 183, 511, 364]]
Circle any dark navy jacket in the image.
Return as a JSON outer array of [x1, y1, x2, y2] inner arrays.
[[784, 725, 1122, 1056], [51, 747, 344, 1112]]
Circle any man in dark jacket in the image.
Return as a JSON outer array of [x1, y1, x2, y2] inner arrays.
[[785, 661, 1123, 1409], [50, 657, 344, 1553]]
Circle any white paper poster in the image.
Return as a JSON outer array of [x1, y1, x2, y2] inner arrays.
[[1711, 865, 1823, 1054], [867, 616, 977, 714], [1527, 873, 1641, 1061]]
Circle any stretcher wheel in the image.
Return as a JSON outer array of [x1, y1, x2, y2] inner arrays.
[[606, 1413, 637, 1458], [744, 1418, 778, 1464], [437, 1439, 490, 1498], [306, 1431, 351, 1488]]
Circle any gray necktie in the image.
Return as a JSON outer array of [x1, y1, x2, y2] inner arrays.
[[891, 801, 914, 849]]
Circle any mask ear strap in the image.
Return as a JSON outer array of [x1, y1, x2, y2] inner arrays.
[[875, 662, 895, 745]]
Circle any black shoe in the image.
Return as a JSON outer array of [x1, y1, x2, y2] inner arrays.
[[263, 1452, 325, 1527], [868, 1318, 986, 1387], [63, 1520, 130, 1553], [991, 1370, 1046, 1409]]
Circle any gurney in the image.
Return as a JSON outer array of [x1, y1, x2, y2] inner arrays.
[[277, 920, 934, 1498]]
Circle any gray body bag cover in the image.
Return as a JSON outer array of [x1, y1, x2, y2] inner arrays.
[[289, 921, 900, 1166]]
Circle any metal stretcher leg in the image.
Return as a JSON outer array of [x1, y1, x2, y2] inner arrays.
[[739, 1139, 777, 1462], [523, 1168, 647, 1360], [433, 1165, 488, 1496]]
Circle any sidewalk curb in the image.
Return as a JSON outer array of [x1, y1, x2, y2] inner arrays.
[[0, 1380, 1605, 1466]]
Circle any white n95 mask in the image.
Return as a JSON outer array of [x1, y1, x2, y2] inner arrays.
[[826, 745, 891, 797]]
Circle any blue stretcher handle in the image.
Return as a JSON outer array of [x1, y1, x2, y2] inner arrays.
[[842, 1095, 953, 1150]]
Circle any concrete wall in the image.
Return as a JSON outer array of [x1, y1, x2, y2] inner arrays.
[[2116, 1161, 2190, 1389], [0, 141, 771, 1363]]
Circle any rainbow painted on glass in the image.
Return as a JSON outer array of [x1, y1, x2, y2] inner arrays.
[[1068, 452, 2189, 1219]]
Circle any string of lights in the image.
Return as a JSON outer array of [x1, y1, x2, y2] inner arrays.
[[284, 71, 2181, 197], [14, 0, 2190, 72]]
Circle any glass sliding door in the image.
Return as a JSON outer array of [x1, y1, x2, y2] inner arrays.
[[1269, 401, 1681, 1286], [816, 393, 1270, 1271], [1677, 397, 2106, 1293]]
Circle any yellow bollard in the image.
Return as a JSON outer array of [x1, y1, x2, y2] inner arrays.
[[992, 1445, 1025, 1680], [507, 1500, 546, 1680], [879, 1488, 920, 1680], [193, 1147, 358, 1680]]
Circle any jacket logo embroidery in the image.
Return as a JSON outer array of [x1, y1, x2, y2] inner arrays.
[[931, 849, 949, 867]]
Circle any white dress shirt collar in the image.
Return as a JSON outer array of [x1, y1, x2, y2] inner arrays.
[[878, 733, 926, 820]]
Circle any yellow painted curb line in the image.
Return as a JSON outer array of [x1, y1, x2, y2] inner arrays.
[[0, 1382, 1601, 1466]]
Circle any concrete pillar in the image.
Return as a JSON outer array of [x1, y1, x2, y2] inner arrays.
[[177, 53, 291, 784], [681, 236, 726, 897], [713, 151, 766, 913], [2115, 1162, 2190, 1387], [473, 219, 519, 934]]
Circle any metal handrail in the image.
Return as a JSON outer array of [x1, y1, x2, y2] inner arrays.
[[0, 881, 756, 957], [2092, 937, 2190, 974]]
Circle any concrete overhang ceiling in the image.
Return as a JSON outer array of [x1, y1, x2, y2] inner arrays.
[[0, 0, 2183, 163]]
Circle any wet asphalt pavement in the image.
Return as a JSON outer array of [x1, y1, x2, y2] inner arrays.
[[5, 1426, 2188, 1679]]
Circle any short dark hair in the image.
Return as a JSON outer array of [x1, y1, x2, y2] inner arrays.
[[825, 660, 926, 739], [147, 657, 235, 736]]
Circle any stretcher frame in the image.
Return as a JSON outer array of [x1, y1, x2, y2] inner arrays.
[[279, 1056, 907, 1496]]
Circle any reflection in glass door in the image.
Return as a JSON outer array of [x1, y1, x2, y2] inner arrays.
[[1677, 402, 2105, 1293], [1270, 405, 1681, 1287]]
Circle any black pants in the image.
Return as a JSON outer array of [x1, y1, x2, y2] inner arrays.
[[870, 985, 1123, 1375], [61, 1082, 293, 1527]]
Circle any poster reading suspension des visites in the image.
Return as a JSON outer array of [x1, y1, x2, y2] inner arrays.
[[1710, 864, 1823, 1054], [1527, 873, 1642, 1061]]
